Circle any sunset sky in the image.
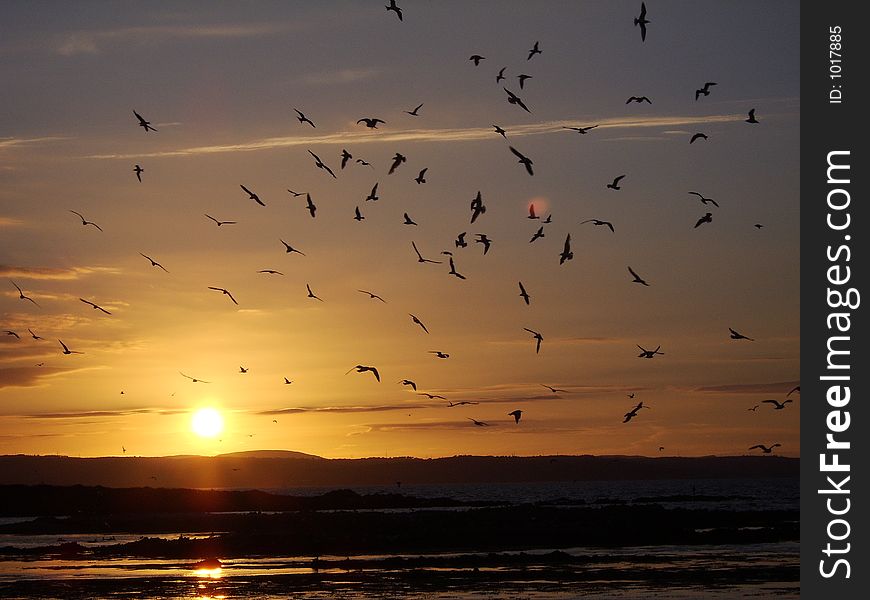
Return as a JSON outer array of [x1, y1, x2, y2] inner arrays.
[[0, 1, 800, 459]]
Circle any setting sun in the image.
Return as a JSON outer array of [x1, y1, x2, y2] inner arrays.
[[191, 408, 224, 438]]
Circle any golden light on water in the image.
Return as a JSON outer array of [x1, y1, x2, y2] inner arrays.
[[191, 408, 224, 439]]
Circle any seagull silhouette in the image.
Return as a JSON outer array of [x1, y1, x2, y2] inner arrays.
[[634, 2, 649, 41], [280, 240, 306, 255], [412, 241, 442, 264], [419, 392, 446, 400], [134, 164, 143, 182], [627, 266, 649, 286], [542, 384, 567, 393], [689, 133, 708, 144], [258, 269, 284, 275], [508, 409, 523, 423], [11, 281, 39, 306], [517, 74, 532, 89], [637, 345, 664, 358], [448, 256, 466, 279], [527, 41, 541, 60], [509, 146, 534, 175], [303, 194, 317, 218], [385, 0, 402, 20], [762, 399, 793, 410], [357, 117, 386, 129], [529, 226, 545, 243], [294, 109, 315, 127], [28, 328, 44, 340], [388, 153, 407, 175], [414, 168, 428, 184], [429, 351, 449, 359], [287, 189, 305, 197], [239, 366, 248, 374], [496, 67, 506, 83], [746, 108, 759, 123], [340, 149, 352, 169], [356, 158, 373, 168], [470, 191, 487, 223], [405, 102, 423, 116], [787, 385, 800, 397], [133, 110, 156, 132], [346, 365, 380, 381], [626, 96, 652, 104], [695, 82, 717, 100], [410, 314, 429, 334], [748, 405, 760, 412], [527, 204, 540, 219], [5, 330, 20, 339], [284, 377, 293, 385], [559, 234, 573, 265], [563, 125, 599, 134], [469, 54, 485, 66], [364, 182, 380, 202], [749, 443, 781, 454], [240, 184, 265, 206], [205, 214, 236, 226], [623, 401, 649, 423], [455, 232, 468, 248], [688, 191, 719, 208], [475, 233, 492, 255], [307, 150, 337, 178], [448, 401, 478, 407], [580, 218, 614, 232], [139, 253, 168, 272], [208, 287, 238, 305], [358, 289, 386, 302], [468, 417, 489, 427], [504, 88, 531, 113], [180, 371, 210, 383], [518, 281, 530, 305], [70, 210, 103, 231], [729, 327, 754, 341], [80, 298, 111, 315], [694, 213, 713, 228], [399, 379, 417, 390], [354, 206, 365, 221], [493, 125, 507, 138], [306, 283, 323, 301], [524, 328, 543, 354], [59, 339, 83, 355], [606, 175, 626, 190]]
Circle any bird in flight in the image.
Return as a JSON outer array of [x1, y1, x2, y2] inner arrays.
[[754, 223, 764, 229], [414, 168, 428, 184], [134, 164, 144, 182], [762, 399, 793, 410], [634, 2, 649, 41], [580, 218, 614, 232], [749, 443, 781, 454], [504, 88, 531, 113], [527, 41, 542, 60], [470, 192, 486, 224], [69, 210, 103, 231], [748, 405, 760, 412], [180, 371, 210, 383], [468, 418, 490, 427], [240, 184, 265, 206], [469, 54, 485, 66], [399, 379, 417, 390], [287, 189, 305, 197], [509, 146, 534, 176], [787, 385, 800, 397], [208, 287, 238, 305], [340, 149, 352, 169], [508, 409, 523, 423], [410, 314, 430, 334], [365, 182, 379, 202], [405, 102, 423, 116], [294, 109, 315, 127], [493, 125, 507, 138], [306, 283, 323, 301], [527, 204, 539, 220], [623, 401, 649, 423], [139, 253, 168, 272], [606, 175, 626, 190], [475, 233, 492, 255], [542, 384, 568, 394], [307, 150, 337, 178], [729, 327, 754, 341], [517, 74, 532, 89], [627, 266, 650, 286], [11, 281, 39, 306], [28, 328, 44, 340], [357, 117, 386, 129], [385, 0, 402, 20], [412, 241, 442, 264], [559, 234, 573, 265], [694, 212, 713, 228], [448, 400, 478, 407], [637, 345, 664, 358], [529, 226, 545, 243], [133, 110, 156, 132], [284, 377, 293, 385], [746, 109, 759, 124], [518, 281, 530, 305], [354, 206, 365, 221], [305, 194, 317, 218], [689, 133, 708, 144], [205, 214, 236, 226], [239, 366, 248, 374], [496, 67, 506, 83], [258, 269, 284, 275], [448, 256, 466, 280], [80, 298, 111, 315], [59, 339, 83, 355], [356, 158, 374, 168], [358, 289, 386, 302], [388, 153, 407, 175], [346, 365, 380, 381], [524, 328, 544, 354], [695, 81, 717, 100], [625, 96, 652, 104], [429, 351, 450, 359], [280, 240, 305, 255], [419, 392, 446, 400], [5, 330, 20, 339], [688, 191, 719, 208], [455, 232, 468, 248], [563, 125, 599, 135]]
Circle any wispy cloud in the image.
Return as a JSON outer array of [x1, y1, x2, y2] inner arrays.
[[0, 136, 68, 151], [301, 68, 381, 86], [20, 408, 185, 419], [86, 114, 751, 160], [693, 381, 799, 394], [0, 265, 121, 280], [257, 402, 440, 416], [0, 217, 24, 227]]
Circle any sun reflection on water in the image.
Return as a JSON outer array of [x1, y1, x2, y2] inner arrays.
[[193, 567, 223, 579]]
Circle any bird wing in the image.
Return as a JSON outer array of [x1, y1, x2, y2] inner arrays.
[[749, 445, 765, 450]]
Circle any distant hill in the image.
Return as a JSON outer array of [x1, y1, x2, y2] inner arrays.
[[216, 450, 321, 459], [0, 454, 797, 489]]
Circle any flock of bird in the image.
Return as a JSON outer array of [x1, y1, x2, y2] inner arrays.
[[2, 1, 797, 456]]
